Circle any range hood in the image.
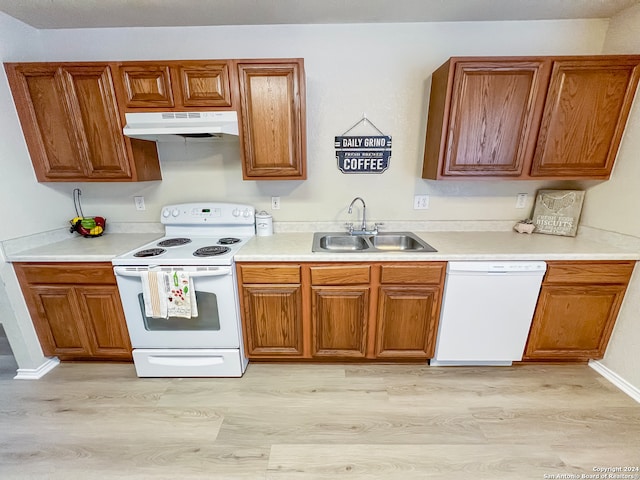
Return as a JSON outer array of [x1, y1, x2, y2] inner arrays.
[[123, 111, 239, 142]]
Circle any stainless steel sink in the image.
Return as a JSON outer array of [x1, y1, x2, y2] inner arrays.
[[319, 234, 369, 251], [312, 232, 437, 253]]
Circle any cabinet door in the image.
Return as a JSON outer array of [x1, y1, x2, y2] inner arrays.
[[311, 286, 369, 358], [530, 59, 640, 178], [524, 284, 627, 360], [241, 285, 304, 357], [178, 62, 232, 107], [76, 286, 132, 360], [5, 64, 87, 180], [237, 60, 306, 179], [120, 65, 174, 107], [62, 65, 132, 179], [29, 285, 92, 357], [441, 60, 546, 177], [376, 286, 440, 359]]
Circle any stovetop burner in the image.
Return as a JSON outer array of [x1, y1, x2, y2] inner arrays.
[[157, 237, 192, 247], [193, 246, 231, 257], [218, 237, 241, 245], [133, 247, 167, 258]]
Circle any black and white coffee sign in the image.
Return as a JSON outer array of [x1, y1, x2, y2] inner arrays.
[[335, 135, 392, 174]]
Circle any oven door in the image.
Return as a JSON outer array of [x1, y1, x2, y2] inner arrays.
[[113, 265, 241, 349]]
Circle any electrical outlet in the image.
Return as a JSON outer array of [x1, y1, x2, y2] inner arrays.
[[271, 196, 281, 210], [516, 193, 528, 209], [134, 196, 146, 211], [413, 195, 429, 210]]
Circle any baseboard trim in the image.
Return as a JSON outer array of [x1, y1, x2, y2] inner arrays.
[[13, 357, 60, 380], [589, 360, 640, 404]]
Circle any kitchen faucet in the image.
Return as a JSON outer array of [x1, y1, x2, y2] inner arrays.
[[347, 197, 381, 235]]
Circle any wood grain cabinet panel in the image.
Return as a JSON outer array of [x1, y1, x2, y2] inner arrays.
[[120, 61, 233, 108], [241, 285, 304, 357], [77, 287, 132, 359], [531, 59, 640, 178], [422, 58, 547, 179], [14, 262, 132, 361], [178, 63, 232, 107], [524, 261, 634, 361], [312, 287, 369, 358], [310, 265, 370, 285], [422, 55, 640, 180], [31, 286, 92, 357], [4, 62, 161, 182], [439, 60, 545, 177], [375, 286, 440, 359], [120, 65, 174, 107], [237, 60, 306, 180]]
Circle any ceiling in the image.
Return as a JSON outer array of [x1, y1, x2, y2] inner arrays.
[[0, 0, 638, 29]]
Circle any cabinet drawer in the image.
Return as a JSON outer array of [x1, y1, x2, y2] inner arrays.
[[310, 265, 370, 285], [14, 263, 116, 285], [380, 263, 446, 285], [239, 264, 300, 284], [544, 261, 635, 285]]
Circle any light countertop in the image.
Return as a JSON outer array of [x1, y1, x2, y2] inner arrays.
[[5, 233, 163, 262], [3, 229, 639, 263], [234, 231, 640, 262]]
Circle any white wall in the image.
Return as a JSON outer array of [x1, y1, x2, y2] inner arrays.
[[0, 19, 608, 241], [580, 3, 640, 392], [0, 13, 48, 369]]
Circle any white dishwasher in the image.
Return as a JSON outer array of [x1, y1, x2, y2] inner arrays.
[[431, 261, 546, 366]]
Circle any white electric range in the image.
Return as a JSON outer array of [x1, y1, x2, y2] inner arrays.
[[112, 202, 255, 377]]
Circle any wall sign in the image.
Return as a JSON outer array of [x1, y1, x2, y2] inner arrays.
[[335, 115, 391, 174], [532, 190, 585, 237]]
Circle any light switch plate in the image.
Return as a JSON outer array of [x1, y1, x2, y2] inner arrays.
[[414, 195, 430, 209], [516, 193, 528, 209], [134, 196, 145, 211]]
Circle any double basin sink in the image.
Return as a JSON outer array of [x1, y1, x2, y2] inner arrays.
[[312, 232, 437, 253]]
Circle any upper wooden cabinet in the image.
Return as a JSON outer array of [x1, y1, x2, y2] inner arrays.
[[118, 61, 233, 109], [530, 59, 640, 178], [5, 62, 161, 182], [6, 58, 306, 182], [422, 55, 640, 180], [236, 59, 307, 180]]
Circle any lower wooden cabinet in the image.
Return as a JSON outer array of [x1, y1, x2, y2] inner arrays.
[[523, 261, 634, 361], [238, 264, 304, 357], [237, 262, 446, 361], [376, 264, 445, 360], [14, 262, 132, 361], [241, 284, 304, 357]]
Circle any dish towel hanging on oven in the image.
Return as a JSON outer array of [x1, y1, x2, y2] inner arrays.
[[141, 271, 198, 319], [167, 271, 198, 319], [141, 270, 168, 318]]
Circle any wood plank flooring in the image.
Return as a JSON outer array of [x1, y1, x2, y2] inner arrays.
[[0, 361, 639, 479]]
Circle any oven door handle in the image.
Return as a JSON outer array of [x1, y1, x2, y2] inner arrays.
[[113, 266, 232, 278]]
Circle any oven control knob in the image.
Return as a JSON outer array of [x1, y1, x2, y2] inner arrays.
[[162, 209, 170, 218], [171, 208, 180, 217], [243, 208, 252, 218], [232, 208, 241, 217]]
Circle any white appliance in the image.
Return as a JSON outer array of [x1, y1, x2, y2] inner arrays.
[[431, 261, 546, 366], [122, 111, 239, 142], [112, 202, 255, 377]]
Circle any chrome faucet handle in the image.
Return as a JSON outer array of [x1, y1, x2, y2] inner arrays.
[[373, 222, 384, 233], [344, 222, 354, 233]]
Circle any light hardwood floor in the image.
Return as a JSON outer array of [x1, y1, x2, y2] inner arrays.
[[1, 360, 639, 479]]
